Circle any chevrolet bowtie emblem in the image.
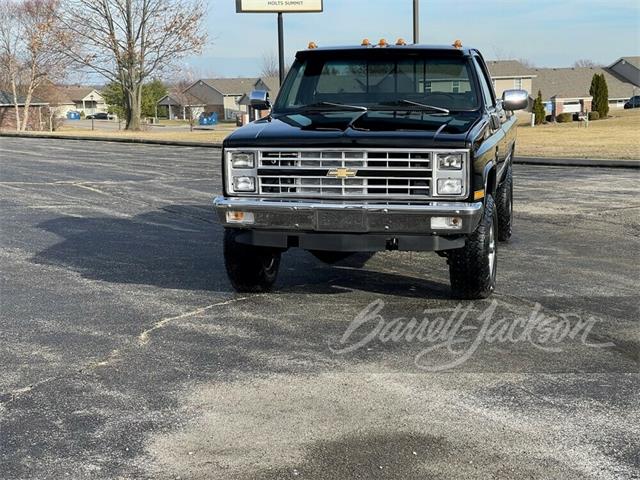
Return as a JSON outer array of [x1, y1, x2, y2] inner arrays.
[[327, 167, 357, 179]]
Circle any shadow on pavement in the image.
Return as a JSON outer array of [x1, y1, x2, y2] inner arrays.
[[32, 205, 451, 298]]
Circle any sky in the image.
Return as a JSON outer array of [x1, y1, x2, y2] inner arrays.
[[184, 0, 640, 78]]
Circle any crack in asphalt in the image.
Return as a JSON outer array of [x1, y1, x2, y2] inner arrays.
[[137, 296, 250, 345], [0, 297, 251, 408]]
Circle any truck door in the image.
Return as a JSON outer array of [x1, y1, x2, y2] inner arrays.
[[471, 56, 509, 170]]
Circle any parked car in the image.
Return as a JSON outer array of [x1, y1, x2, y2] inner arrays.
[[66, 111, 81, 120], [86, 112, 114, 120], [214, 40, 528, 299], [623, 96, 640, 109]]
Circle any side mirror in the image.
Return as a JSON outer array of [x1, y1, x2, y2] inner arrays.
[[250, 90, 271, 110], [502, 89, 528, 111]]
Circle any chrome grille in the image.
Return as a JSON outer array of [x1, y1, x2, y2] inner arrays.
[[258, 149, 433, 199]]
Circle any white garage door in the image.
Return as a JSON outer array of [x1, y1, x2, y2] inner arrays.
[[562, 102, 581, 113]]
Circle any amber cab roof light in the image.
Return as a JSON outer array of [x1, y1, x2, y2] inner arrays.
[[361, 38, 371, 47], [452, 39, 463, 49], [378, 38, 388, 47], [395, 38, 407, 46], [307, 41, 318, 49]]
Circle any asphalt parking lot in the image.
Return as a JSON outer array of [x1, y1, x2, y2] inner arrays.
[[1, 137, 638, 480]]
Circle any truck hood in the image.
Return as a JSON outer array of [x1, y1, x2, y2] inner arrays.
[[224, 111, 482, 149]]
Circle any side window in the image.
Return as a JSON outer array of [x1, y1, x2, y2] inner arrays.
[[472, 57, 495, 108]]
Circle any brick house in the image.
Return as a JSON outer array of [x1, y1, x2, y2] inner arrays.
[[531, 66, 638, 116], [0, 91, 50, 130], [486, 57, 639, 117]]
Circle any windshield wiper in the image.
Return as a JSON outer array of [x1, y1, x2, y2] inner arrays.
[[376, 100, 450, 115], [295, 101, 368, 112]]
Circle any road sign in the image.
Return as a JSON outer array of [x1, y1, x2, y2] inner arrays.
[[236, 0, 323, 13], [236, 0, 323, 85]]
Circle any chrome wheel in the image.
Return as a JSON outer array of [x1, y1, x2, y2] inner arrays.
[[488, 220, 496, 279]]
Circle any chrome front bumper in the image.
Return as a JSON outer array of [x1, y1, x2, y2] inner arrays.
[[214, 196, 483, 235]]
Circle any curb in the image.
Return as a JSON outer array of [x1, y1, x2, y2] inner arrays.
[[3, 132, 639, 168], [514, 156, 640, 169], [0, 131, 223, 148]]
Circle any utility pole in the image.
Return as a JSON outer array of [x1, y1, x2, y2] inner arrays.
[[278, 12, 285, 85], [413, 0, 419, 44]]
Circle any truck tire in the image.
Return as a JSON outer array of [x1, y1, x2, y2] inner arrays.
[[495, 165, 513, 241], [448, 195, 497, 299], [223, 228, 281, 292]]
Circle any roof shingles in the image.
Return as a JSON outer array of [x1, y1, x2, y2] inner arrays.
[[0, 90, 48, 106], [201, 77, 260, 95], [486, 60, 535, 78], [531, 67, 636, 100]]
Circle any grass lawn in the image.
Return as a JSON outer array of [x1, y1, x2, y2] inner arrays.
[[516, 108, 640, 160], [3, 109, 639, 160], [4, 124, 235, 143]]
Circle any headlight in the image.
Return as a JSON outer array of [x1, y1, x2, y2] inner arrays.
[[437, 178, 462, 195], [437, 153, 463, 170], [232, 176, 256, 192], [230, 151, 255, 169]]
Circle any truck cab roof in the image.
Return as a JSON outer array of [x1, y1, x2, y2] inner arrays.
[[296, 44, 478, 59]]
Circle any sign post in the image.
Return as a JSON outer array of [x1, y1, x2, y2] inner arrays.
[[278, 12, 285, 85], [236, 0, 324, 85]]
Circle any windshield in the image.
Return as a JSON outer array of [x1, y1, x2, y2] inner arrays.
[[274, 55, 479, 114]]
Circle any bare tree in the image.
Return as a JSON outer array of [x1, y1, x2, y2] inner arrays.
[[165, 68, 198, 130], [517, 58, 535, 69], [260, 51, 287, 79], [0, 1, 22, 130], [260, 51, 279, 78], [0, 0, 67, 131], [57, 0, 207, 130], [573, 59, 600, 68]]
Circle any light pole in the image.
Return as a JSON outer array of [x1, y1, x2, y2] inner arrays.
[[413, 0, 419, 44]]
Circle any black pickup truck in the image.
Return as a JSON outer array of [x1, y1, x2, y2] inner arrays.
[[214, 41, 528, 298]]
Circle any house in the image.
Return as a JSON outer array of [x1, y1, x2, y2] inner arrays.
[[156, 92, 205, 120], [181, 77, 260, 120], [486, 60, 537, 98], [49, 86, 107, 118], [238, 76, 281, 121], [531, 66, 638, 115], [485, 57, 639, 116], [0, 90, 50, 130], [608, 56, 640, 87]]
